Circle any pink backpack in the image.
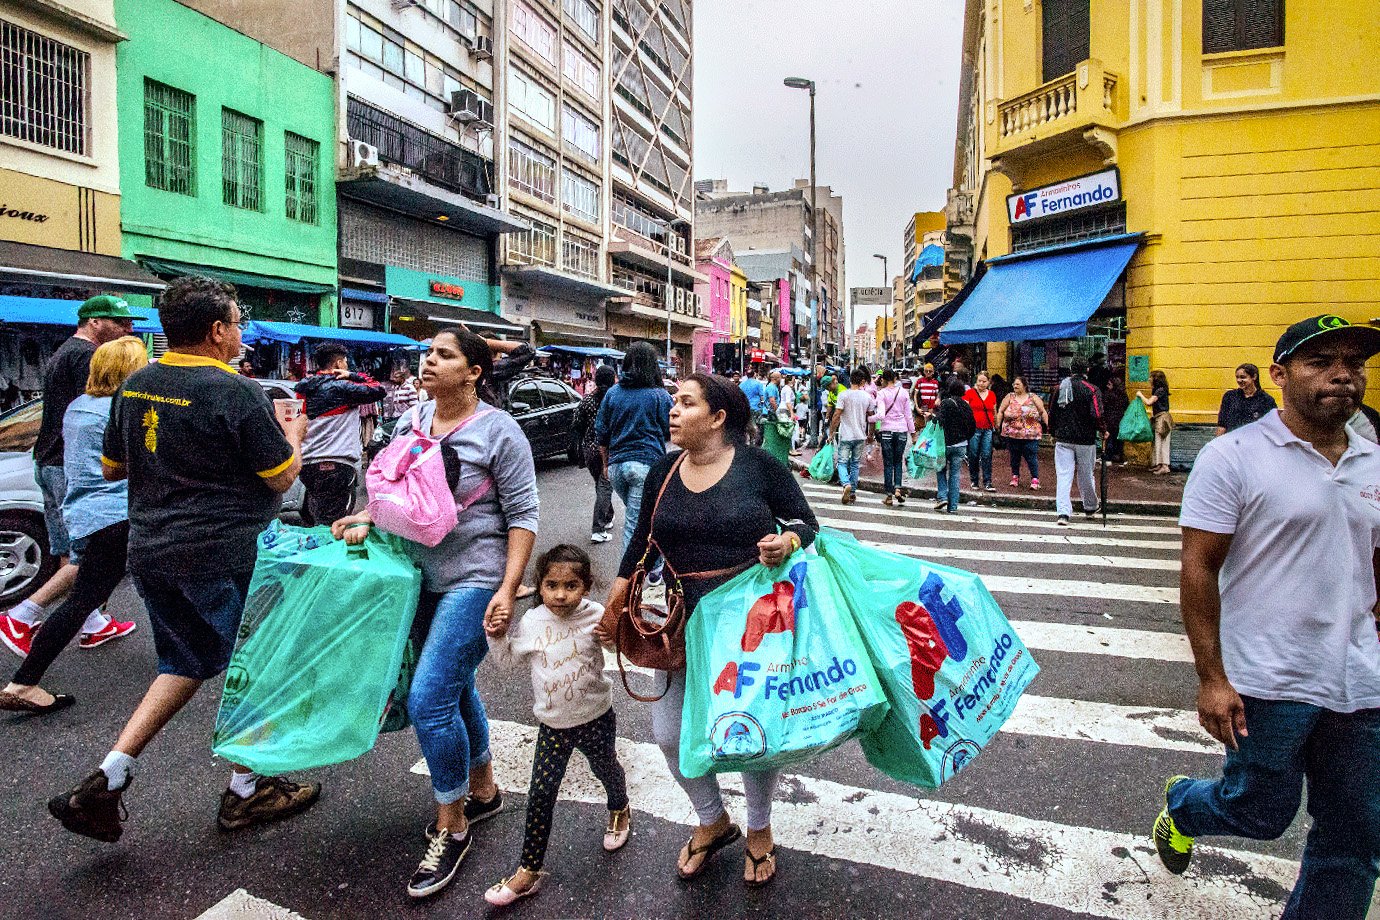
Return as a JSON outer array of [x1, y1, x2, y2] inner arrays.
[[366, 405, 496, 547]]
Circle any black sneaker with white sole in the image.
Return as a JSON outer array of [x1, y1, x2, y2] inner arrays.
[[1056, 515, 1071, 527], [408, 825, 472, 899], [464, 791, 504, 825]]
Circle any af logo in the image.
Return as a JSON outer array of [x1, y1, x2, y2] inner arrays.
[[1012, 192, 1038, 220], [710, 711, 766, 762]]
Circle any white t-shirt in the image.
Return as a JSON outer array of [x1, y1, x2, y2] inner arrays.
[[1179, 410, 1380, 712], [835, 388, 876, 442], [487, 598, 612, 728]]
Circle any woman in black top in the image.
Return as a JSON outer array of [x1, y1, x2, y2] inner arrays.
[[1215, 363, 1276, 436], [602, 373, 817, 888], [573, 364, 618, 541], [933, 378, 976, 513], [1138, 369, 1172, 474]]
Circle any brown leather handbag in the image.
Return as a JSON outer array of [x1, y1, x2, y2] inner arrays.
[[601, 452, 750, 702]]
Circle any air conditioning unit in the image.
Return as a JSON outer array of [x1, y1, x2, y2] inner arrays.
[[484, 193, 501, 209], [449, 88, 483, 123], [349, 139, 379, 168], [469, 34, 494, 61]]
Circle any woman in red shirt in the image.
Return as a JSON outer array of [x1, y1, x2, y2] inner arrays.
[[962, 372, 998, 492]]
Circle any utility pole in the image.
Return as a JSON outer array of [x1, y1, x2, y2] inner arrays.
[[785, 76, 818, 443]]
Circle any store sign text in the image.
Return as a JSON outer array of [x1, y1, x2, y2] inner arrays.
[[1007, 169, 1121, 224], [429, 280, 466, 300], [0, 204, 48, 223]]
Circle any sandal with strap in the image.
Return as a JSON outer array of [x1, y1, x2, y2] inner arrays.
[[744, 846, 778, 889], [677, 823, 742, 880], [604, 806, 632, 851], [484, 871, 546, 907]]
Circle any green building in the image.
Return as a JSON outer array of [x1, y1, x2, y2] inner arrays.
[[115, 0, 337, 331]]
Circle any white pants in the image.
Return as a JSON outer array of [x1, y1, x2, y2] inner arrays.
[[1054, 442, 1098, 518], [1152, 414, 1172, 468]]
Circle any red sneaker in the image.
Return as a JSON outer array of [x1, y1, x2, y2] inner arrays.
[[79, 619, 136, 649], [0, 614, 35, 657]]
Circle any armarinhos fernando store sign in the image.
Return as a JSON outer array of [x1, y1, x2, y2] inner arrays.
[[1007, 168, 1121, 225]]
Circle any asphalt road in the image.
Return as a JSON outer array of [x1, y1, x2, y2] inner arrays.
[[0, 459, 1357, 920]]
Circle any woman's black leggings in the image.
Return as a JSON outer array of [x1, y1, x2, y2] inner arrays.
[[13, 521, 129, 687], [520, 707, 628, 871]]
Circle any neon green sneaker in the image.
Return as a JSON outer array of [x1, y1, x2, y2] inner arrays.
[[1152, 775, 1194, 875]]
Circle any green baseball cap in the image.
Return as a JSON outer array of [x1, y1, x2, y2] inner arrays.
[[78, 294, 146, 321], [1273, 314, 1380, 364]]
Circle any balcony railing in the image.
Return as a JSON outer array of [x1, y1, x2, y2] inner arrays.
[[347, 97, 491, 200], [993, 60, 1122, 154]]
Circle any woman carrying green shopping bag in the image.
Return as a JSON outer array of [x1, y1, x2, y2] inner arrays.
[[595, 373, 818, 889]]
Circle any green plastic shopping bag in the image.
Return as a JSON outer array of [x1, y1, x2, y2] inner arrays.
[[1118, 403, 1153, 443], [212, 522, 422, 774], [909, 419, 946, 478], [815, 528, 1038, 789], [808, 443, 836, 481], [680, 553, 889, 778]]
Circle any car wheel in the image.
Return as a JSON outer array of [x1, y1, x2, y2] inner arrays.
[[0, 512, 57, 607]]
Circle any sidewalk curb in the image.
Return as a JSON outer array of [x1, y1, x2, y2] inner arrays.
[[789, 458, 1183, 517]]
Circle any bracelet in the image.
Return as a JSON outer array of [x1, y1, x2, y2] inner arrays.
[[788, 534, 801, 552]]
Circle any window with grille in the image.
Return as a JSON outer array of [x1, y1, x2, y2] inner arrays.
[[222, 108, 264, 211], [562, 169, 600, 223], [564, 0, 599, 42], [144, 79, 195, 195], [1203, 0, 1283, 53], [0, 19, 88, 155], [511, 0, 556, 64], [508, 136, 557, 202], [1011, 202, 1126, 252], [508, 213, 557, 266], [1041, 0, 1090, 83], [562, 231, 600, 279], [284, 132, 319, 223], [562, 106, 600, 163], [563, 42, 599, 98], [508, 68, 556, 132]]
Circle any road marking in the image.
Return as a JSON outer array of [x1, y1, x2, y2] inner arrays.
[[811, 512, 1180, 551], [858, 536, 1180, 571], [798, 481, 1181, 525], [195, 890, 309, 920], [1008, 695, 1216, 753], [413, 720, 1316, 920], [802, 491, 1182, 536], [1011, 619, 1192, 661]]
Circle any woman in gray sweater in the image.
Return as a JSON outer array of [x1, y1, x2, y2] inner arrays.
[[333, 328, 538, 899]]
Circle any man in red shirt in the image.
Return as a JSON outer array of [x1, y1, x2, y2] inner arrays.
[[913, 363, 941, 423]]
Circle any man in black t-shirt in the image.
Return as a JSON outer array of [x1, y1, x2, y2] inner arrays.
[[0, 296, 142, 658], [48, 277, 318, 845]]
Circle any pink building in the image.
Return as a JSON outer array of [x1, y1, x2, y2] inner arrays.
[[694, 237, 734, 374]]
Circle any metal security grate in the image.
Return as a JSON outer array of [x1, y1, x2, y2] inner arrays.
[[284, 131, 319, 223], [1011, 203, 1127, 252], [347, 96, 491, 199], [562, 231, 600, 279], [222, 108, 263, 211], [144, 79, 195, 194], [507, 210, 557, 266], [340, 199, 490, 281], [0, 19, 88, 155]]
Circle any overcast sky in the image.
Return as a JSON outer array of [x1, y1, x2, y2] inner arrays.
[[691, 0, 965, 329]]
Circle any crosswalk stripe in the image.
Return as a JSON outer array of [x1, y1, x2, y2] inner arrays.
[[979, 574, 1177, 604], [1007, 695, 1216, 753], [1011, 620, 1193, 662], [797, 481, 1181, 525], [802, 492, 1182, 536], [413, 720, 1307, 919], [858, 536, 1180, 571], [811, 512, 1180, 551], [195, 890, 308, 920]]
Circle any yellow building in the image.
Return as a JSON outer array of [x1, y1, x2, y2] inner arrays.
[[944, 0, 1380, 432], [730, 262, 749, 343]]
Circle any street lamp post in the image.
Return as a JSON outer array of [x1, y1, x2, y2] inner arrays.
[[872, 254, 887, 370], [663, 217, 688, 372], [784, 76, 818, 443]]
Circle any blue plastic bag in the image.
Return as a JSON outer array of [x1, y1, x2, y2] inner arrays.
[[909, 419, 946, 478], [808, 443, 836, 481], [815, 528, 1038, 788], [680, 553, 889, 778], [212, 522, 422, 774]]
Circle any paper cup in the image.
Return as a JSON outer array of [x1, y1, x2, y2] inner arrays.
[[274, 398, 303, 423]]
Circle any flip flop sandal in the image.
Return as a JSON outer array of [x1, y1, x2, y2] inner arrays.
[[0, 691, 75, 715], [744, 846, 778, 889], [677, 823, 742, 880]]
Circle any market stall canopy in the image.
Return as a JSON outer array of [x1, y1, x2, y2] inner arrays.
[[908, 244, 945, 283], [392, 299, 525, 337], [0, 295, 163, 334], [138, 257, 334, 295], [240, 320, 420, 348], [0, 241, 165, 292], [939, 233, 1144, 345], [538, 345, 624, 359]]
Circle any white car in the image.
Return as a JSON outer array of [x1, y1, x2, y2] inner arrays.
[[0, 381, 306, 605]]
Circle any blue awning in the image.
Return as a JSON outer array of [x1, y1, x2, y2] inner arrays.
[[909, 244, 945, 283], [538, 345, 624, 359], [240, 320, 420, 349], [940, 233, 1144, 345], [0, 295, 163, 334], [341, 287, 388, 303]]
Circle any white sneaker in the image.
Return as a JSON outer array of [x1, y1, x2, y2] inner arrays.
[[590, 532, 611, 544]]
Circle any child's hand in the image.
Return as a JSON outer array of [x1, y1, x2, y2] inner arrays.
[[484, 607, 511, 637], [592, 622, 614, 649]]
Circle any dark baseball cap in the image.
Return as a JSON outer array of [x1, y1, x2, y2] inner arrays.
[[1273, 314, 1380, 364], [77, 294, 147, 321]]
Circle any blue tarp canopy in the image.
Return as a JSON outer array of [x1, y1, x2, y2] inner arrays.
[[538, 345, 624, 359], [0, 295, 163, 334], [909, 244, 945, 283], [939, 233, 1144, 345], [240, 320, 420, 348]]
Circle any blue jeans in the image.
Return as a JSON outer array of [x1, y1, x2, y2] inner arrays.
[[609, 460, 652, 554], [34, 464, 70, 556], [835, 438, 864, 488], [879, 431, 908, 494], [134, 569, 251, 680], [1008, 438, 1040, 480], [410, 587, 495, 805], [1168, 696, 1380, 919], [936, 443, 967, 512], [966, 429, 993, 487]]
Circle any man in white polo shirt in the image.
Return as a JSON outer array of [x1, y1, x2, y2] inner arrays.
[[1153, 315, 1380, 919]]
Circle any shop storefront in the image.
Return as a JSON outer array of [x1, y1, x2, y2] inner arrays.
[[384, 265, 522, 343]]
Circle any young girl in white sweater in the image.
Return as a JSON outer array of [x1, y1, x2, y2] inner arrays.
[[482, 544, 630, 907]]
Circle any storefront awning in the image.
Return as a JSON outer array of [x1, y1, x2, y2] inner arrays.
[[503, 265, 628, 299], [341, 287, 388, 303], [940, 233, 1144, 344], [0, 295, 163, 333], [392, 299, 525, 336], [0, 241, 165, 292], [139, 257, 335, 295], [538, 345, 625, 359], [531, 319, 615, 345], [241, 320, 420, 348]]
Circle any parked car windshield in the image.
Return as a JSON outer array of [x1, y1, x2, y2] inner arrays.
[[0, 399, 42, 453]]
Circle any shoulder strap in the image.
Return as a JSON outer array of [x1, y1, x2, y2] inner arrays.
[[648, 452, 687, 530]]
